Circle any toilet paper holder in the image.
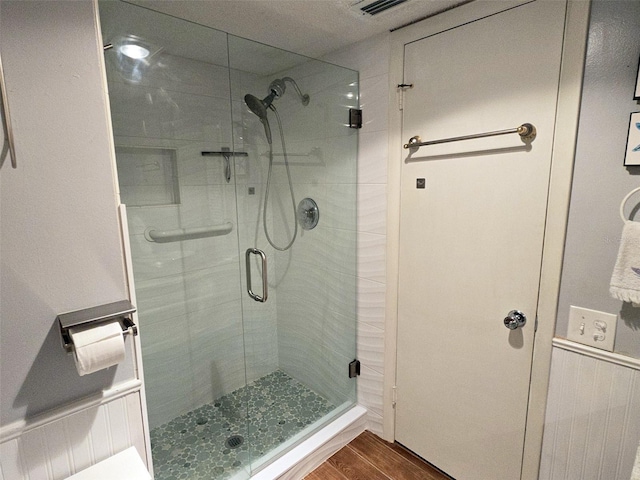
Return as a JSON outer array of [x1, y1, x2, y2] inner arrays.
[[58, 300, 137, 353]]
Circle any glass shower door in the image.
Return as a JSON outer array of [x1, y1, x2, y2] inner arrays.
[[100, 3, 252, 479], [228, 35, 359, 472]]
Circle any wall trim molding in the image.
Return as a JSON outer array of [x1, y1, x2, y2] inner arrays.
[[553, 338, 640, 371], [0, 379, 142, 443]]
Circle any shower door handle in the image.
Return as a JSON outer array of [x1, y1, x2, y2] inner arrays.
[[246, 248, 268, 302]]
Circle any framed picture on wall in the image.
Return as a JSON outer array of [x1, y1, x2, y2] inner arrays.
[[624, 112, 640, 166], [636, 57, 640, 99]]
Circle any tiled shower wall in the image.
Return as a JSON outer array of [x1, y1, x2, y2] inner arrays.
[[323, 33, 392, 435]]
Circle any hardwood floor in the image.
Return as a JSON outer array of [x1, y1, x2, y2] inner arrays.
[[304, 430, 451, 480]]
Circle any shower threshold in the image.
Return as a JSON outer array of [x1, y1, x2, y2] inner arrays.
[[149, 370, 338, 480]]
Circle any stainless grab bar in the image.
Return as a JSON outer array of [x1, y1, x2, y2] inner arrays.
[[260, 147, 322, 158], [246, 247, 268, 302], [403, 123, 536, 150], [0, 53, 17, 168]]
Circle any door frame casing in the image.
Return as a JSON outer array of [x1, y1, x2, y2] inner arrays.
[[383, 1, 591, 479]]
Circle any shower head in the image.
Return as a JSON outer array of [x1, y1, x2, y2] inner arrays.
[[244, 77, 309, 144], [244, 91, 276, 121], [245, 77, 310, 115], [244, 92, 275, 144]]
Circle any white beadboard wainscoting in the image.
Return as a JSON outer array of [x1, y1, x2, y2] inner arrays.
[[540, 339, 640, 480], [0, 381, 147, 480]]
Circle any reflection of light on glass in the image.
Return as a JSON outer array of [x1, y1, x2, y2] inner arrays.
[[119, 43, 150, 59], [346, 93, 354, 99]]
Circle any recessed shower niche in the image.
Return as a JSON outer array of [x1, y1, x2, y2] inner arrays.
[[114, 146, 180, 207], [99, 1, 358, 479]]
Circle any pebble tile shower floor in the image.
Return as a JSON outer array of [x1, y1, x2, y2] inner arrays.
[[150, 370, 336, 480]]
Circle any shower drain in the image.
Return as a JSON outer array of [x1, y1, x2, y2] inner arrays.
[[225, 435, 244, 449]]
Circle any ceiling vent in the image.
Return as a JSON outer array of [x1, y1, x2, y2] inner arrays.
[[359, 0, 410, 16]]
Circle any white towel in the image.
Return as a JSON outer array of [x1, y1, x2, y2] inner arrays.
[[632, 442, 640, 480], [610, 221, 640, 305]]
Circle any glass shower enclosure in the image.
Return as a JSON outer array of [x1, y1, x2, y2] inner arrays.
[[99, 2, 358, 479]]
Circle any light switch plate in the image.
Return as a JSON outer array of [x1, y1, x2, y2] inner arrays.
[[567, 306, 617, 351]]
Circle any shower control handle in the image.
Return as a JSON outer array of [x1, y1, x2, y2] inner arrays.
[[504, 310, 527, 330], [246, 248, 268, 303]]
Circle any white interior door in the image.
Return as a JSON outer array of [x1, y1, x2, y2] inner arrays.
[[395, 2, 567, 479]]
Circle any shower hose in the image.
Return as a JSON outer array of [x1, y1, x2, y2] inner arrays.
[[263, 104, 298, 251]]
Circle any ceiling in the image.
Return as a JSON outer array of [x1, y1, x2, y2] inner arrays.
[[128, 0, 470, 59]]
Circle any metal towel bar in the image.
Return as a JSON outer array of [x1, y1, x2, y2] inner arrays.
[[0, 53, 17, 169], [404, 123, 536, 150]]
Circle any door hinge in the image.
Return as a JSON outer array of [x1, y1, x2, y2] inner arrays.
[[348, 108, 362, 129], [392, 385, 398, 409], [396, 82, 413, 111], [348, 359, 361, 378]]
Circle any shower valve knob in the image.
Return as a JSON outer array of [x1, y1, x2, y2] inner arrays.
[[297, 198, 319, 230], [504, 310, 527, 330]]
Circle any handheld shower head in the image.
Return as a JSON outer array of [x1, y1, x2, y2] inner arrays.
[[244, 93, 274, 144], [244, 77, 309, 144], [244, 91, 277, 120]]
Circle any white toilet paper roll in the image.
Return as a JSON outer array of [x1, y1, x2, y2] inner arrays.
[[69, 320, 126, 376]]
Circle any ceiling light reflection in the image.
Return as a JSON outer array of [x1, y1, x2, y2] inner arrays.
[[119, 43, 150, 59]]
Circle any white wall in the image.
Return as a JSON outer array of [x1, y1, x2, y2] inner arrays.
[[0, 0, 135, 426], [556, 0, 640, 358]]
